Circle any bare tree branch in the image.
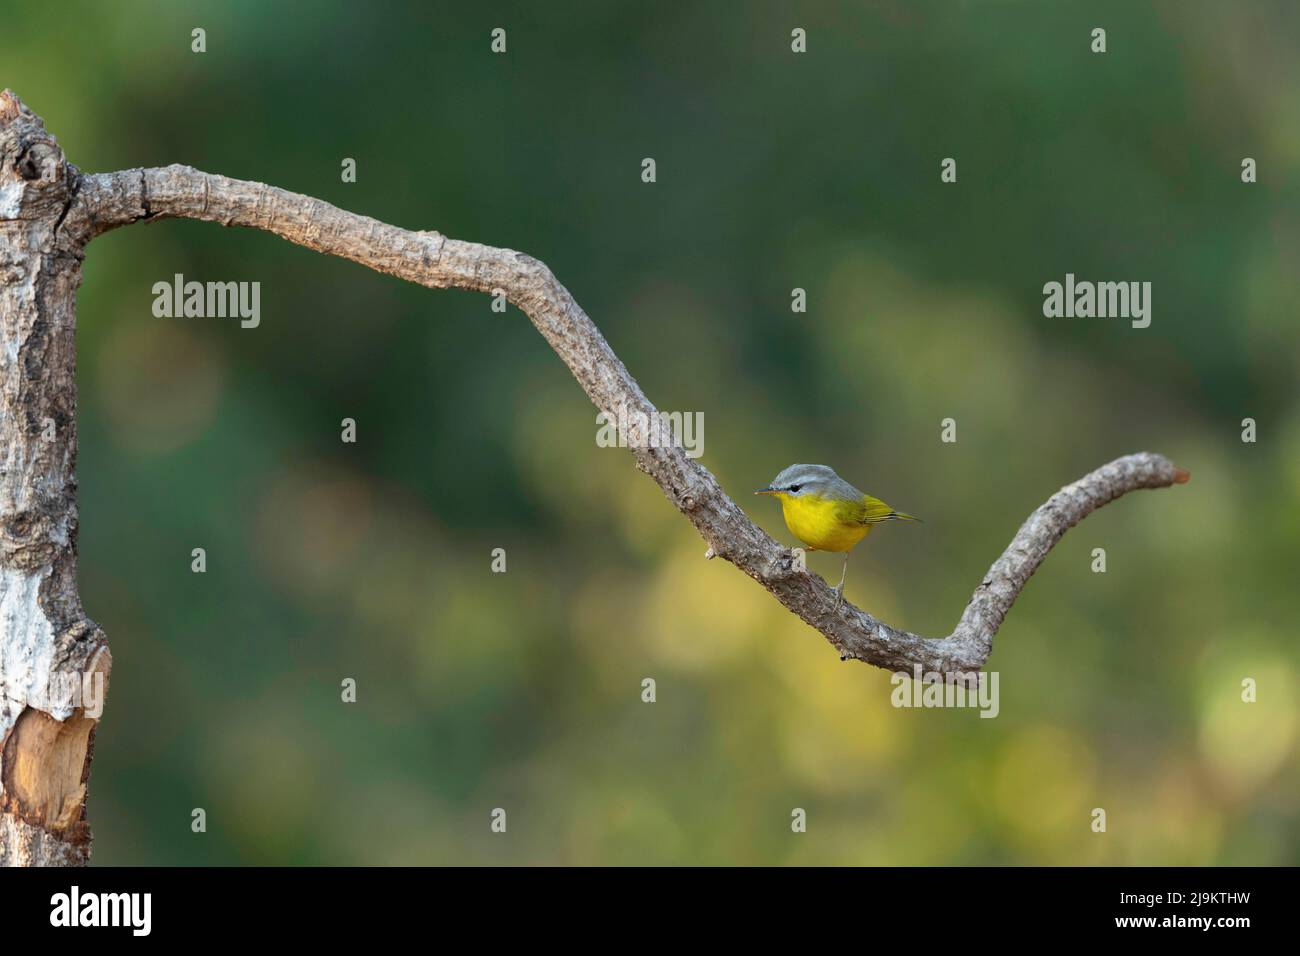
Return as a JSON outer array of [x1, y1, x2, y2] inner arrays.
[[70, 163, 1189, 675]]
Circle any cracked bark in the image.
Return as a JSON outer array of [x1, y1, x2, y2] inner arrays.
[[0, 92, 109, 866], [0, 91, 1187, 865]]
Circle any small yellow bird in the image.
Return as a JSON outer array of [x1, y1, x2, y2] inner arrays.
[[755, 463, 919, 608]]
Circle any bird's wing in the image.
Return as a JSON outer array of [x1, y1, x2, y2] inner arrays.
[[854, 495, 919, 524]]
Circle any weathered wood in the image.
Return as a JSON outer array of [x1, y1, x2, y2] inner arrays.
[[0, 90, 110, 867]]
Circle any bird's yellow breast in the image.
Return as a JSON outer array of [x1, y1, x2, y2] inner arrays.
[[778, 493, 872, 553]]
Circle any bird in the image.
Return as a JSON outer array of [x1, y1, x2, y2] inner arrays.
[[755, 463, 919, 609]]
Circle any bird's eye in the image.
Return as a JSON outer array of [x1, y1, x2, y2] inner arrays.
[[789, 484, 802, 493]]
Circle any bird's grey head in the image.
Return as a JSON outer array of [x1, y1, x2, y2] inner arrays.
[[757, 463, 845, 498]]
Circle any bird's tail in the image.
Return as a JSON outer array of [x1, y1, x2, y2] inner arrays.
[[861, 496, 922, 524]]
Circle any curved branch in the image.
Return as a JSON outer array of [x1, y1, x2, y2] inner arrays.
[[68, 165, 1188, 674]]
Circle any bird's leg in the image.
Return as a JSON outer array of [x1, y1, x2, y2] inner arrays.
[[834, 552, 850, 610]]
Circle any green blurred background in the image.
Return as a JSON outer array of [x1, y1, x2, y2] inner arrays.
[[3, 0, 1297, 864]]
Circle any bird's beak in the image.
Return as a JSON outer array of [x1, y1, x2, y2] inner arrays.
[[754, 487, 775, 495]]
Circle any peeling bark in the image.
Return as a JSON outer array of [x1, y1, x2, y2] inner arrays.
[[0, 90, 1186, 865], [0, 91, 110, 867]]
